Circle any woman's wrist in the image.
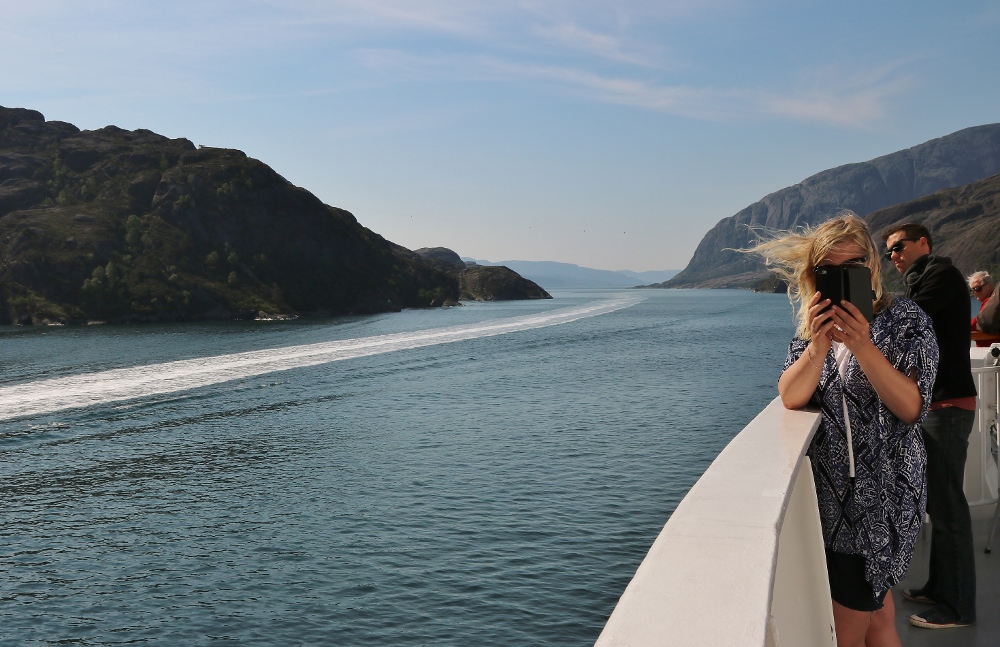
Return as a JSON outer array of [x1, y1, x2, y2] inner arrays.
[[808, 336, 830, 355], [806, 343, 824, 370]]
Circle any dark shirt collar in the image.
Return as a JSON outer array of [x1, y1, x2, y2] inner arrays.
[[903, 254, 931, 292]]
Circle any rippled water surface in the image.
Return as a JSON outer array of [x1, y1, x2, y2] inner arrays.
[[1, 289, 794, 645]]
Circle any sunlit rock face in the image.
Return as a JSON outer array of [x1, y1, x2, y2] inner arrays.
[[664, 124, 1000, 289], [458, 266, 552, 301]]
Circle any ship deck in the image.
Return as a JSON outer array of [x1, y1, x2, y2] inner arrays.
[[894, 505, 1000, 646]]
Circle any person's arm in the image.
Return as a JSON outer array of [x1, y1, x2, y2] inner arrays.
[[778, 292, 836, 409], [978, 290, 1000, 334], [829, 301, 923, 424]]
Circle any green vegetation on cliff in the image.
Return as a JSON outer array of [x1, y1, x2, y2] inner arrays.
[[0, 106, 466, 324]]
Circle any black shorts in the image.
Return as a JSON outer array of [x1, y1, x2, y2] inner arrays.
[[825, 549, 887, 611]]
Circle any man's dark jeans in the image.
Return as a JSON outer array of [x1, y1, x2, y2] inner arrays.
[[921, 407, 977, 622]]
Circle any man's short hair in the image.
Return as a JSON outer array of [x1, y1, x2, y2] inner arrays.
[[968, 270, 993, 287], [881, 222, 933, 252]]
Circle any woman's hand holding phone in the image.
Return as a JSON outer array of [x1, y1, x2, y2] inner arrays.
[[830, 299, 873, 354], [778, 290, 837, 408], [807, 291, 836, 356]]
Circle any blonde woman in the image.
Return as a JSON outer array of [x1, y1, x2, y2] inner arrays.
[[751, 213, 939, 647]]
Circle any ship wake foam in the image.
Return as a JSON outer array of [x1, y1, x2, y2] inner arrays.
[[0, 297, 640, 421]]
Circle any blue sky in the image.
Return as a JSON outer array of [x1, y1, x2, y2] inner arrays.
[[2, 1, 998, 271]]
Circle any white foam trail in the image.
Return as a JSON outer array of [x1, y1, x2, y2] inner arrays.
[[0, 297, 640, 422]]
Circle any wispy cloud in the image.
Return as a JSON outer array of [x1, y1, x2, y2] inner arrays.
[[760, 60, 915, 127], [521, 65, 903, 127], [0, 0, 911, 129], [356, 49, 912, 127]]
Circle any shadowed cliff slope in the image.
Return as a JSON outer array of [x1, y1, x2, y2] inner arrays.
[[0, 107, 474, 324], [663, 124, 1000, 288], [865, 172, 1000, 290]]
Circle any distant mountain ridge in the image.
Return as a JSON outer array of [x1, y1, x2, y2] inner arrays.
[[664, 124, 1000, 288], [467, 259, 679, 289]]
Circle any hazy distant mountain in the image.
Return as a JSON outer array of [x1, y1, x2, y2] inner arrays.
[[615, 269, 682, 285], [466, 259, 679, 289], [664, 123, 1000, 288]]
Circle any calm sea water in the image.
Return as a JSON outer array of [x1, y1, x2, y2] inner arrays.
[[0, 289, 794, 646]]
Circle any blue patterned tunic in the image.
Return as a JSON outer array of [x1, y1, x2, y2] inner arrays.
[[782, 297, 939, 594]]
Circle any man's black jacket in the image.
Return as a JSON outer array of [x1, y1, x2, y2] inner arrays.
[[903, 254, 977, 403]]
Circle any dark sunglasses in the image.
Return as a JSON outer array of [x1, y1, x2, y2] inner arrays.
[[815, 257, 869, 271], [972, 284, 989, 293], [883, 237, 919, 260]]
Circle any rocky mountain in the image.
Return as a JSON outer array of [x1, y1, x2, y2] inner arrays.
[[663, 124, 1000, 288], [413, 247, 552, 300], [865, 171, 1000, 289], [458, 266, 552, 301], [0, 107, 540, 324], [414, 247, 466, 269]]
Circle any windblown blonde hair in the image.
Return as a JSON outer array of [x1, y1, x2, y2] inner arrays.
[[745, 212, 892, 339]]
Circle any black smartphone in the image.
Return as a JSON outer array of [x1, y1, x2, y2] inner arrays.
[[814, 265, 874, 322]]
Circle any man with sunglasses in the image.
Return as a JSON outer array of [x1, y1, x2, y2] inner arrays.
[[881, 222, 977, 629], [968, 271, 995, 347]]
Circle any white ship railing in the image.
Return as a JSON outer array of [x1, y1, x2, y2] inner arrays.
[[967, 347, 999, 507], [597, 347, 1000, 647]]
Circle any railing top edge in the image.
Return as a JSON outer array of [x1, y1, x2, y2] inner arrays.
[[596, 396, 821, 647]]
